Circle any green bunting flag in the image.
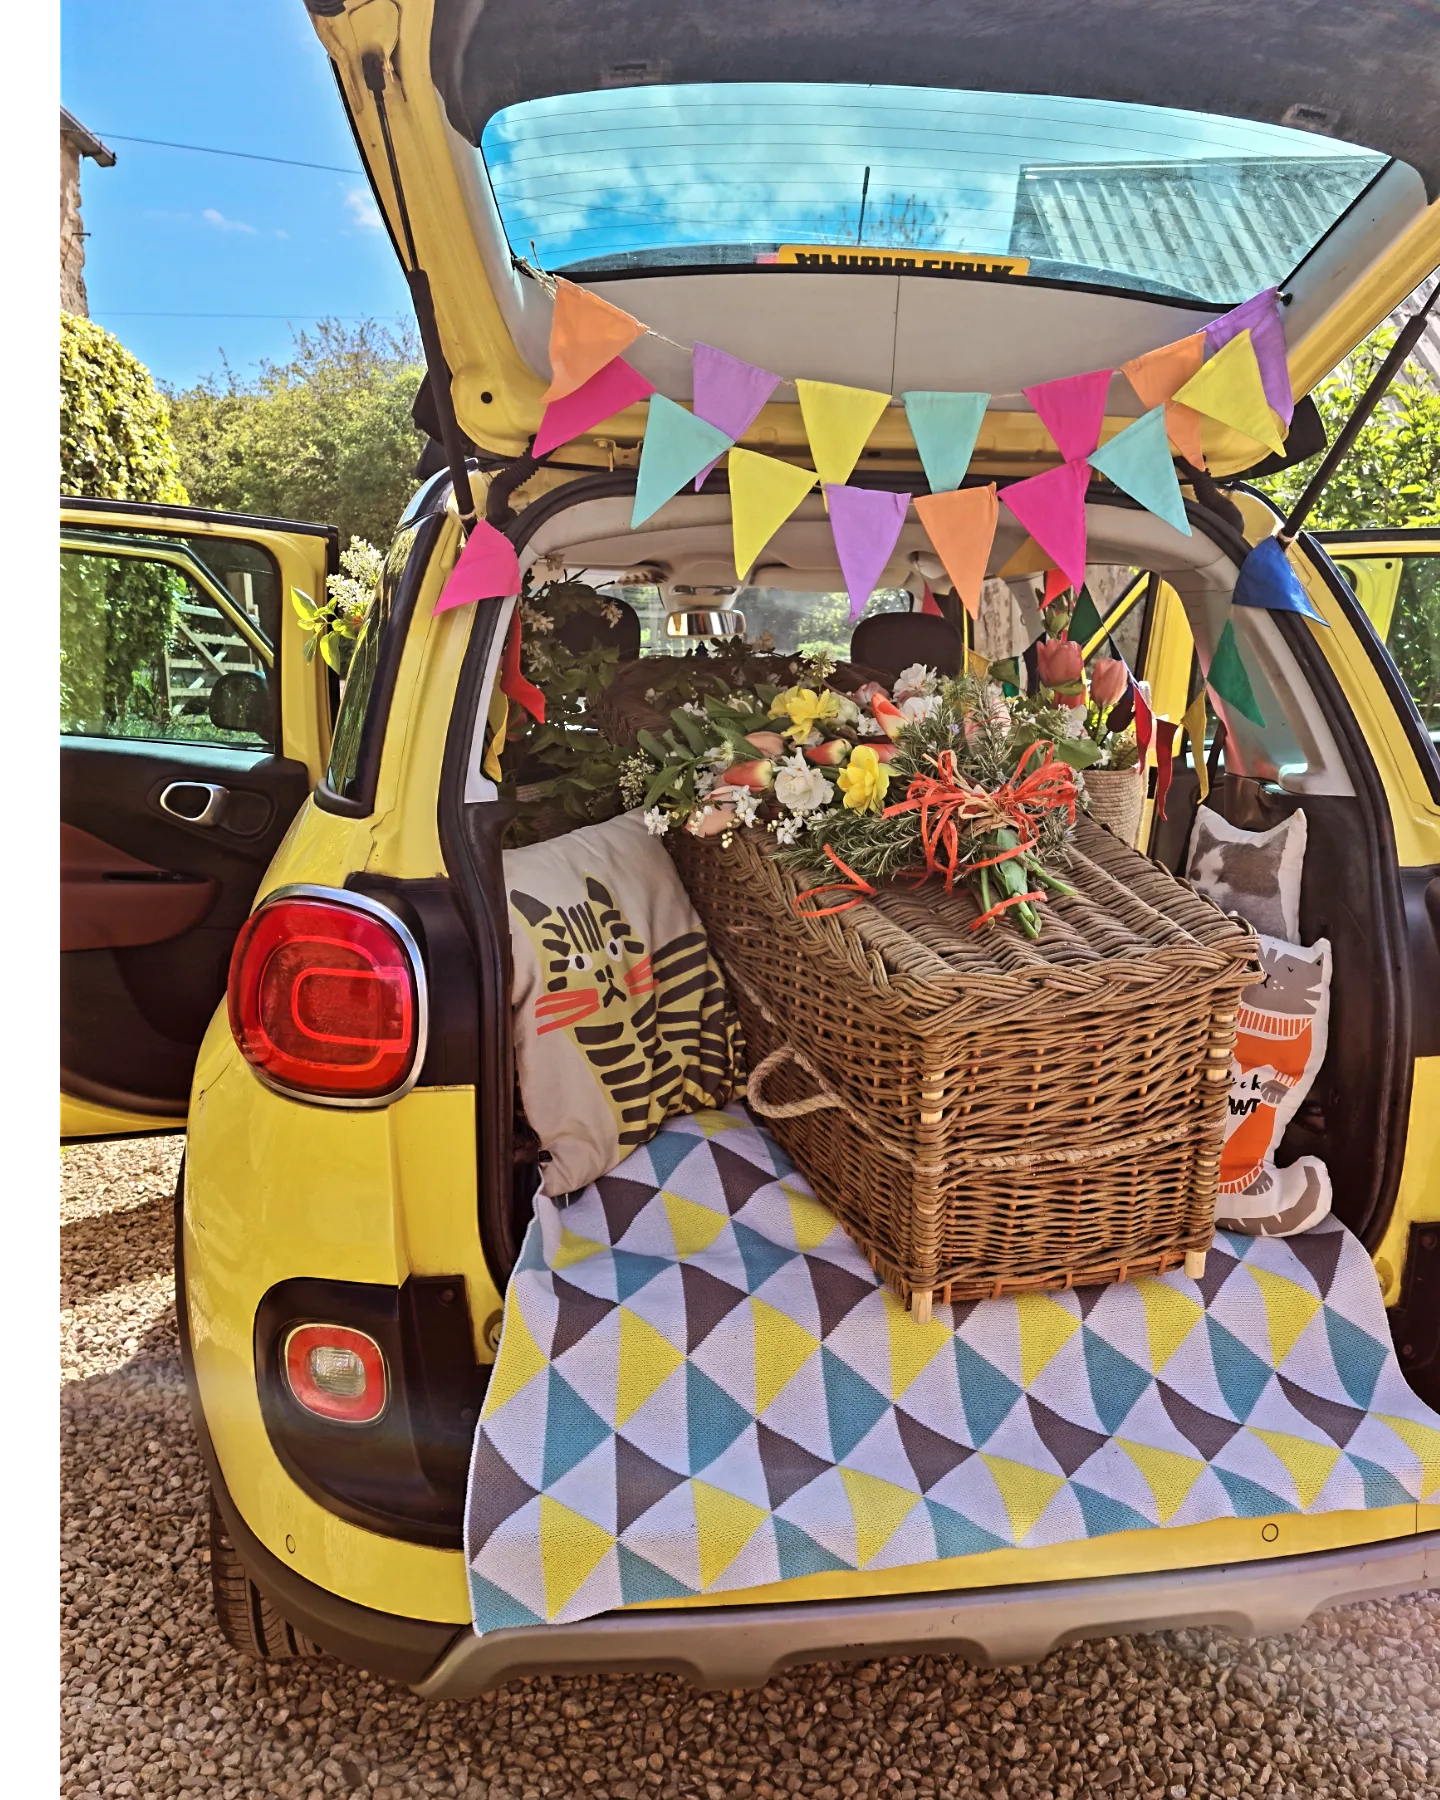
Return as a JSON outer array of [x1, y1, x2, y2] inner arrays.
[[1205, 618, 1266, 727], [1069, 584, 1106, 650]]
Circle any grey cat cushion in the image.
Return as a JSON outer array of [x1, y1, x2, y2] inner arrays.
[[1185, 804, 1306, 940]]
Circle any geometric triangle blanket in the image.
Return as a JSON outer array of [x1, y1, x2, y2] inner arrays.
[[465, 1105, 1440, 1634]]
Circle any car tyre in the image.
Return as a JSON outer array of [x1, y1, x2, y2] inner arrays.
[[209, 1490, 321, 1660]]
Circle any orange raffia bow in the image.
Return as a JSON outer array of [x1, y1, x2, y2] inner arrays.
[[882, 741, 1078, 903], [792, 844, 878, 918]]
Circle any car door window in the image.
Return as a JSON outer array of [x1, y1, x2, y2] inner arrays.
[[1329, 548, 1440, 745], [60, 532, 279, 749]]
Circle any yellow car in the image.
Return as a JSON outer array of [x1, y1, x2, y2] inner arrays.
[[60, 0, 1440, 1693]]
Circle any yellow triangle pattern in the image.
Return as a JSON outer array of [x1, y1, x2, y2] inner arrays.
[[784, 1182, 838, 1252], [663, 1190, 729, 1259], [1118, 1439, 1206, 1523], [1378, 1414, 1440, 1500], [616, 1308, 685, 1426], [840, 1466, 922, 1567], [980, 1453, 1066, 1543], [752, 1297, 819, 1414], [1134, 1278, 1203, 1373], [692, 1480, 769, 1588], [1014, 1294, 1080, 1388], [1248, 1428, 1342, 1509], [882, 1288, 954, 1399], [691, 1108, 746, 1137], [1247, 1266, 1321, 1368], [539, 1495, 614, 1619], [481, 1304, 550, 1418], [795, 379, 892, 488], [553, 1224, 606, 1270], [1173, 331, 1286, 456]]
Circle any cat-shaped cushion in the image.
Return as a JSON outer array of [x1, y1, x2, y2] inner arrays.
[[1216, 932, 1331, 1237], [505, 810, 746, 1196], [1185, 804, 1306, 941]]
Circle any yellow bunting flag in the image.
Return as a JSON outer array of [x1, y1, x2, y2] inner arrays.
[[481, 685, 508, 783], [728, 447, 818, 578], [914, 484, 998, 619], [795, 379, 892, 488], [544, 280, 646, 403], [1121, 333, 1207, 468], [1182, 688, 1209, 803], [1173, 331, 1286, 457], [996, 534, 1057, 580]]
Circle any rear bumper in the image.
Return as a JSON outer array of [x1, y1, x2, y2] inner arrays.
[[416, 1531, 1440, 1698]]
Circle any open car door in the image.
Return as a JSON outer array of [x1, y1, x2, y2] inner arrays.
[[60, 499, 336, 1139]]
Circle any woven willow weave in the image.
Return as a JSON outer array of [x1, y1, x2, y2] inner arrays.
[[670, 817, 1258, 1315], [1081, 767, 1145, 848]]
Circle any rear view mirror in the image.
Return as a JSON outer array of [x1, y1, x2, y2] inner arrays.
[[208, 671, 270, 738]]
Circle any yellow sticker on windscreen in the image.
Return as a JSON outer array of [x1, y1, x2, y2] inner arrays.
[[774, 246, 1030, 276]]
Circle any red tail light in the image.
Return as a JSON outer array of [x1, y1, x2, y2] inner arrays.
[[284, 1324, 387, 1424], [227, 888, 426, 1103]]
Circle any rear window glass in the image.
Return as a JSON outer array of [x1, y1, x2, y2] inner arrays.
[[481, 83, 1385, 302]]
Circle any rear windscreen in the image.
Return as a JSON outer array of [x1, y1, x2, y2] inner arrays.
[[479, 83, 1386, 303]]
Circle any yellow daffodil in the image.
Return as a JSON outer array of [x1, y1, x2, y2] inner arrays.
[[769, 685, 841, 743], [836, 744, 892, 813]]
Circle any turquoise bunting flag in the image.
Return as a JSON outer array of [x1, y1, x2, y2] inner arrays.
[[1088, 406, 1192, 536], [902, 391, 989, 494], [632, 396, 736, 528]]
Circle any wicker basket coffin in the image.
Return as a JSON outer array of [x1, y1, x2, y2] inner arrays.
[[669, 817, 1259, 1316]]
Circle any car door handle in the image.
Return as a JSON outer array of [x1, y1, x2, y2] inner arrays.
[[159, 781, 230, 827]]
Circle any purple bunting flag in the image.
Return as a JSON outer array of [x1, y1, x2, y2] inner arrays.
[[692, 343, 781, 489], [826, 486, 911, 620], [1206, 288, 1292, 426]]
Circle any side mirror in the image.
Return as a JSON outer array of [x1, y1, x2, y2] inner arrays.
[[208, 671, 271, 738]]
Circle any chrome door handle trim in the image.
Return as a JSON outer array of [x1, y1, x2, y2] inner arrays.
[[159, 781, 230, 827]]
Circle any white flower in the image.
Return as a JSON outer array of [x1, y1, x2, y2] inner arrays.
[[771, 816, 801, 846], [774, 754, 835, 815], [828, 695, 861, 727], [894, 662, 939, 699], [694, 767, 718, 798], [1062, 703, 1088, 737], [642, 808, 671, 837], [857, 714, 884, 737], [732, 789, 761, 826], [680, 700, 708, 718], [900, 693, 939, 722]]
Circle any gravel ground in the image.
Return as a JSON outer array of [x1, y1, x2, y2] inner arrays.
[[62, 1136, 1440, 1800]]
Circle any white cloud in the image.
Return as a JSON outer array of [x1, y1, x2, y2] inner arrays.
[[343, 186, 383, 231], [202, 208, 258, 236]]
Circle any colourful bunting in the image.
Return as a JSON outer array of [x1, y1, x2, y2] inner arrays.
[[795, 380, 892, 488], [1182, 688, 1210, 805], [1088, 406, 1193, 536], [913, 484, 999, 619], [500, 611, 546, 724], [631, 395, 734, 528], [728, 448, 818, 579], [1042, 568, 1072, 609], [1233, 535, 1328, 625], [1120, 333, 1207, 467], [544, 280, 646, 403], [902, 391, 990, 494], [433, 518, 522, 614], [1000, 460, 1090, 592], [1173, 332, 1286, 456], [996, 536, 1058, 580], [1205, 618, 1266, 727], [918, 579, 944, 618], [1206, 288, 1293, 426], [1069, 583, 1105, 648], [1152, 719, 1178, 820], [692, 345, 780, 489], [1023, 369, 1113, 463], [533, 357, 655, 459], [826, 486, 911, 621], [1131, 674, 1154, 754]]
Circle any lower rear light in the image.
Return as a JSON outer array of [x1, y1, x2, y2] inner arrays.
[[284, 1324, 388, 1424], [227, 888, 426, 1102]]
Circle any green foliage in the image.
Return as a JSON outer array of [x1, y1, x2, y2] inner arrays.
[[1256, 326, 1440, 529], [166, 319, 426, 547], [60, 552, 187, 736], [292, 536, 385, 674], [60, 314, 189, 504]]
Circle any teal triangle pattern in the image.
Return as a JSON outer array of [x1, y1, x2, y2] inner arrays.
[[542, 1371, 612, 1489], [1207, 1318, 1274, 1420], [618, 1542, 698, 1604], [1324, 1309, 1389, 1411], [925, 1498, 1007, 1561], [1347, 1453, 1413, 1510], [1214, 1466, 1297, 1518], [687, 1363, 752, 1472], [1069, 1482, 1153, 1540], [954, 1338, 1022, 1446], [468, 1574, 542, 1630], [612, 1247, 674, 1302], [732, 1219, 798, 1291], [820, 1347, 890, 1461], [644, 1129, 701, 1189], [775, 1516, 852, 1579], [1082, 1329, 1152, 1435]]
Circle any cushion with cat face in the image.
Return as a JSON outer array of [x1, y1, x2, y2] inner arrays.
[[506, 810, 746, 1196], [1216, 932, 1331, 1237], [1185, 804, 1306, 941]]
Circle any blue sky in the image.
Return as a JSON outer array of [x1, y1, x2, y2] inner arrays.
[[61, 0, 412, 390]]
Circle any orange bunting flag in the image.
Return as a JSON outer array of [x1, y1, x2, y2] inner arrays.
[[544, 280, 646, 403], [1121, 333, 1207, 468], [913, 484, 998, 619]]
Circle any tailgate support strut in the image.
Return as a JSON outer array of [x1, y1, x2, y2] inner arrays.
[[361, 51, 478, 532], [1278, 282, 1438, 547]]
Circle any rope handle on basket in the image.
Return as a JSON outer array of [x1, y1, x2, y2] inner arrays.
[[746, 1045, 846, 1120]]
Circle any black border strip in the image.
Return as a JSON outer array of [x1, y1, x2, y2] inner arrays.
[[62, 495, 340, 566]]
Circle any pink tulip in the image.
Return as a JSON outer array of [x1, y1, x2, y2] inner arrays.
[[1036, 638, 1084, 689], [870, 695, 908, 742], [804, 739, 852, 767], [1089, 657, 1128, 709], [744, 730, 786, 757]]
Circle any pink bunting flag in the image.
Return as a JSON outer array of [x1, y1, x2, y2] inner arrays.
[[999, 461, 1091, 592], [1205, 288, 1292, 426], [825, 485, 911, 621], [532, 357, 656, 459], [692, 343, 780, 489], [433, 519, 522, 614], [1022, 369, 1113, 462]]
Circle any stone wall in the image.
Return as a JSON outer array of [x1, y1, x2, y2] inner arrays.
[[60, 130, 88, 316]]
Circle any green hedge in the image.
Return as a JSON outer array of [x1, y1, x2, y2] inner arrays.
[[61, 313, 189, 504]]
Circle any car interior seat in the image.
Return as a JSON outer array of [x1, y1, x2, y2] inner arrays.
[[850, 611, 965, 680]]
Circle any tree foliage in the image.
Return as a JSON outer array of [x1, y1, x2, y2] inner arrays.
[[166, 319, 426, 547], [1256, 326, 1440, 529], [60, 313, 189, 504]]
